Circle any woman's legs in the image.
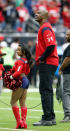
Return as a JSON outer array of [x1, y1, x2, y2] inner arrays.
[[19, 89, 27, 128], [19, 89, 27, 107], [10, 88, 24, 128], [11, 88, 23, 106]]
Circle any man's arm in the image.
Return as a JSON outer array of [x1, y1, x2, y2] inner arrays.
[[59, 56, 70, 71], [39, 45, 55, 61]]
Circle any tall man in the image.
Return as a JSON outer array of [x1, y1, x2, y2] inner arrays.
[[59, 30, 70, 122], [33, 10, 59, 126]]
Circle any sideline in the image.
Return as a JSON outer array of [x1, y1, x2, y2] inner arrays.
[[0, 128, 33, 131], [3, 87, 56, 93]]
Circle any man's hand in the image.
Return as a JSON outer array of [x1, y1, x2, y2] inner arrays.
[[39, 56, 45, 63], [59, 70, 62, 75], [39, 60, 45, 63]]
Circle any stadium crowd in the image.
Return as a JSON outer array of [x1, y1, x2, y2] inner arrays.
[[0, 0, 70, 88], [0, 0, 70, 32]]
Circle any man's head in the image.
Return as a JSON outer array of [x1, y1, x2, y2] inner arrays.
[[38, 0, 44, 4], [20, 3, 23, 8], [66, 30, 70, 42], [27, 40, 33, 47], [35, 10, 48, 24]]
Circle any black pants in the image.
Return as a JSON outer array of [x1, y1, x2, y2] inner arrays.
[[39, 63, 57, 121], [28, 64, 38, 86]]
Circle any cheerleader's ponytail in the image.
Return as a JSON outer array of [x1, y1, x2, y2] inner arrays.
[[19, 44, 33, 67]]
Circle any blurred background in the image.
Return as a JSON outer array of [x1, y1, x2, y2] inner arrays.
[[0, 0, 70, 89]]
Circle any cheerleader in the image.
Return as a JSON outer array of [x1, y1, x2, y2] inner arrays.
[[10, 44, 32, 129]]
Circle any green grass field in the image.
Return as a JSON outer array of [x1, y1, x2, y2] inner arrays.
[[0, 88, 70, 131]]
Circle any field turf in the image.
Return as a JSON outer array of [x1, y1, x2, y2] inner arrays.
[[0, 88, 70, 131]]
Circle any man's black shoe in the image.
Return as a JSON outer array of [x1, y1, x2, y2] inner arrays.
[[33, 120, 52, 126], [52, 119, 56, 125], [60, 116, 70, 123]]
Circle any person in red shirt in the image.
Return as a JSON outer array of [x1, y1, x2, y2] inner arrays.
[[0, 1, 6, 30], [0, 50, 5, 94], [9, 44, 32, 129], [33, 10, 59, 126], [33, 0, 48, 14], [16, 3, 29, 32], [62, 6, 70, 29], [48, 0, 60, 25]]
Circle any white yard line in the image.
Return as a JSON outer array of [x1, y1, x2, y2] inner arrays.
[[28, 116, 40, 119], [0, 128, 33, 131], [0, 123, 9, 125], [3, 88, 54, 93], [0, 96, 40, 101], [30, 109, 64, 114], [0, 107, 64, 114], [3, 88, 56, 93], [3, 88, 39, 93], [0, 108, 11, 110]]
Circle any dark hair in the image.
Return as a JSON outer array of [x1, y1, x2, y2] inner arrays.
[[19, 44, 33, 66], [14, 38, 20, 43]]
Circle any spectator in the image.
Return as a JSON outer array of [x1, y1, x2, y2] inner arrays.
[[48, 0, 60, 26], [59, 30, 70, 122], [62, 6, 70, 29], [10, 38, 20, 60], [60, 0, 70, 16], [0, 1, 6, 31], [16, 3, 29, 32], [24, 0, 37, 17], [3, 0, 16, 31], [1, 42, 14, 73], [0, 36, 7, 47], [16, 0, 23, 7], [0, 50, 6, 94], [33, 0, 48, 14]]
